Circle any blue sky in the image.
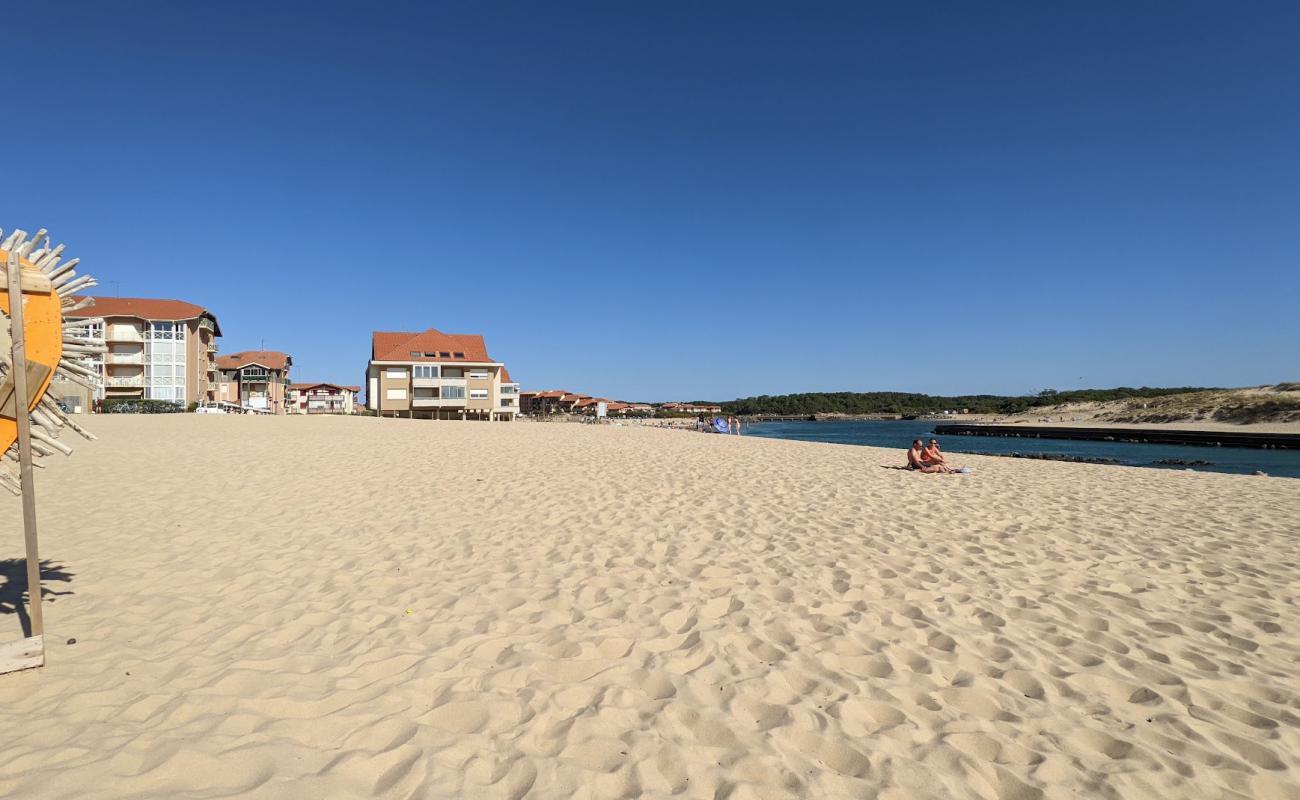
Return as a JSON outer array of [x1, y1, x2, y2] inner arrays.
[[5, 2, 1297, 400]]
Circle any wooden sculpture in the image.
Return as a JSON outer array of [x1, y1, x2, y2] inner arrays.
[[1, 228, 101, 673]]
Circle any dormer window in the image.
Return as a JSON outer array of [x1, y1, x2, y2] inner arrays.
[[453, 352, 465, 359], [439, 351, 450, 358], [409, 351, 421, 358]]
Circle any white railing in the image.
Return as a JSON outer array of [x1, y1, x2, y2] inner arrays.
[[413, 396, 465, 407], [105, 328, 143, 343], [106, 353, 143, 365], [107, 375, 143, 387]]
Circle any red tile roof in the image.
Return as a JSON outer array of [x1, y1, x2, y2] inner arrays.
[[217, 350, 292, 371], [292, 382, 359, 392], [71, 296, 222, 335], [500, 367, 513, 383], [372, 328, 493, 363]]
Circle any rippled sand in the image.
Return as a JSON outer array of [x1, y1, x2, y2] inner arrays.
[[1, 416, 1297, 799]]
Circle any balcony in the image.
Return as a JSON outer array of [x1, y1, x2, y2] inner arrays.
[[105, 327, 143, 343], [106, 352, 143, 365], [413, 395, 464, 408], [206, 343, 218, 353], [107, 375, 143, 387]]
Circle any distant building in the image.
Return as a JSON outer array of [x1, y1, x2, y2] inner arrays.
[[61, 296, 222, 411], [521, 391, 653, 416], [215, 351, 294, 414], [526, 390, 570, 415], [366, 327, 519, 420], [288, 383, 359, 415], [661, 402, 723, 414]]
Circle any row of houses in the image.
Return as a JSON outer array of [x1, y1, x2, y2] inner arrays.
[[53, 296, 517, 419], [519, 391, 654, 416]]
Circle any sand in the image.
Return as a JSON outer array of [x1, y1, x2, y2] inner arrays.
[[1, 415, 1298, 799]]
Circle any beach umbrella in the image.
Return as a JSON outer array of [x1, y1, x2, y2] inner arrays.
[[0, 228, 100, 674]]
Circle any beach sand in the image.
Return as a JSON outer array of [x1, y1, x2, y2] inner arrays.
[[1, 416, 1298, 799]]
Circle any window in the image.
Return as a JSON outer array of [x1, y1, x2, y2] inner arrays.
[[424, 352, 439, 358], [145, 322, 185, 402], [442, 385, 465, 400], [241, 367, 270, 382], [147, 321, 179, 340], [385, 388, 407, 400], [500, 384, 518, 395], [385, 368, 407, 379], [468, 370, 489, 379], [413, 364, 439, 379], [442, 367, 463, 378], [469, 388, 489, 400], [410, 351, 421, 358], [413, 387, 439, 398], [453, 352, 465, 359], [438, 351, 450, 358]]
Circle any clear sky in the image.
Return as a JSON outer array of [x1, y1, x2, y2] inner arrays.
[[5, 2, 1297, 401]]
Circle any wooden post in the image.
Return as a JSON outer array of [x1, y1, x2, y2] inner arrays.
[[7, 249, 44, 641]]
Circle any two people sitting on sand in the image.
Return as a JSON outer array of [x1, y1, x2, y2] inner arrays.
[[907, 438, 955, 473]]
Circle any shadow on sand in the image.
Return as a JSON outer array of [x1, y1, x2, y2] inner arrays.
[[0, 559, 74, 637]]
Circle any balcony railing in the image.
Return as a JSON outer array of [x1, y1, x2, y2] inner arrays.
[[206, 343, 218, 353], [412, 395, 466, 407], [105, 328, 143, 343], [106, 353, 143, 365], [107, 375, 144, 387]]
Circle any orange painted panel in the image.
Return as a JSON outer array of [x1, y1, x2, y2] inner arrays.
[[0, 251, 64, 454]]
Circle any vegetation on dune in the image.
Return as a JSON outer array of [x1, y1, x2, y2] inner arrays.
[[1104, 387, 1300, 425], [721, 387, 1213, 417]]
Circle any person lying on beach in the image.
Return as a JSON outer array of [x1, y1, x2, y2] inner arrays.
[[908, 440, 951, 473]]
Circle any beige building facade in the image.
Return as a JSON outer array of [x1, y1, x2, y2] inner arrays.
[[215, 351, 293, 414], [288, 383, 359, 415], [366, 328, 519, 420], [59, 296, 221, 411]]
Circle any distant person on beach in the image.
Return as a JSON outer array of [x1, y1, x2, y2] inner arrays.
[[908, 440, 951, 473], [728, 415, 741, 436]]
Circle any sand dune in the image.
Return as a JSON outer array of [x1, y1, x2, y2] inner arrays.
[[1, 416, 1297, 799]]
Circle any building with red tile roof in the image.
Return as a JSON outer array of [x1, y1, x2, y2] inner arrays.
[[367, 327, 519, 420], [287, 382, 360, 415], [213, 350, 294, 413], [61, 296, 222, 411]]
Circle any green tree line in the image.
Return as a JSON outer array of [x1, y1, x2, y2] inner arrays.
[[719, 387, 1214, 416]]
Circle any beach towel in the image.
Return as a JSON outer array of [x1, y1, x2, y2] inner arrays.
[[711, 417, 730, 434]]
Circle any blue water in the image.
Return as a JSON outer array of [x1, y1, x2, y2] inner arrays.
[[745, 420, 1300, 479]]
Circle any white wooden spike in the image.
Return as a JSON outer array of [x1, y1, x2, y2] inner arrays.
[[57, 275, 96, 296], [48, 257, 78, 281], [35, 244, 64, 272]]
